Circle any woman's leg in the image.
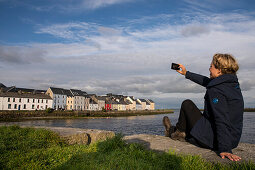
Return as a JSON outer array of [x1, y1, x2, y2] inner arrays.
[[175, 99, 202, 137]]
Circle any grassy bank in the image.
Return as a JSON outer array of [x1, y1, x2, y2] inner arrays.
[[0, 109, 174, 121], [0, 126, 254, 170], [244, 108, 255, 112]]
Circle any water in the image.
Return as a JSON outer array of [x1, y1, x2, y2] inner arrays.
[[1, 111, 254, 144]]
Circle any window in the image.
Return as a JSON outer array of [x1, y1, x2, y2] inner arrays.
[[45, 105, 48, 109], [32, 105, 34, 109], [13, 98, 15, 102], [46, 100, 48, 103], [38, 99, 40, 103], [41, 99, 43, 103], [8, 104, 11, 109], [14, 104, 17, 109], [19, 98, 21, 102], [27, 99, 29, 103], [33, 99, 35, 103], [24, 104, 26, 109], [8, 98, 10, 102]]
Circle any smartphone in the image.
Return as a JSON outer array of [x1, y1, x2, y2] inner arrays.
[[171, 63, 180, 70]]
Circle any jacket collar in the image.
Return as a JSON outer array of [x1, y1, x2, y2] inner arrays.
[[207, 74, 238, 87]]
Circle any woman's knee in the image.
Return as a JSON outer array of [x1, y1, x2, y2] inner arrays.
[[181, 99, 194, 108]]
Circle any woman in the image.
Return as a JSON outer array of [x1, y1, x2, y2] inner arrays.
[[163, 53, 244, 161]]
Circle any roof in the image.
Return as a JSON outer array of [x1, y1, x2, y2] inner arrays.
[[145, 101, 150, 105], [70, 89, 87, 96], [0, 92, 52, 99], [119, 100, 128, 105], [89, 98, 98, 104], [4, 86, 46, 94], [50, 87, 71, 95], [147, 99, 154, 103], [0, 83, 6, 88], [125, 100, 132, 104], [139, 99, 147, 102]]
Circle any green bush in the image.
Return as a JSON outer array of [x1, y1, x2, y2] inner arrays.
[[45, 108, 54, 113]]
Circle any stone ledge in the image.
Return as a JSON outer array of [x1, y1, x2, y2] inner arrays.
[[17, 126, 116, 145], [124, 134, 255, 164]]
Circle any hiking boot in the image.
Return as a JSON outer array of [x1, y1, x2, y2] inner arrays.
[[171, 129, 186, 142], [163, 116, 171, 137]]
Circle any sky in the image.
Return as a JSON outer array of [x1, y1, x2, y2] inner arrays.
[[1, 0, 255, 109]]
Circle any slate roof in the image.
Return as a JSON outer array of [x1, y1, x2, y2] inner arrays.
[[4, 86, 46, 94], [0, 92, 52, 99], [139, 99, 147, 102], [0, 83, 6, 88], [89, 98, 98, 104], [125, 100, 132, 105], [70, 89, 87, 96], [147, 99, 154, 103], [119, 100, 128, 105], [50, 87, 72, 96]]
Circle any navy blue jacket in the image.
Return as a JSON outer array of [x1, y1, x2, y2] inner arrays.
[[186, 71, 244, 153]]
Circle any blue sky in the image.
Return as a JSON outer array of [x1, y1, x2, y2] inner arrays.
[[1, 0, 255, 109]]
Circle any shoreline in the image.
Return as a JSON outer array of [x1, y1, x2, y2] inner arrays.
[[0, 109, 174, 121]]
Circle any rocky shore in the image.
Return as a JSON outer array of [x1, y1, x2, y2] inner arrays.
[[0, 109, 173, 121]]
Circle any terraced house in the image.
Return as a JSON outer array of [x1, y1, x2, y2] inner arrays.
[[0, 85, 52, 110], [0, 83, 155, 111]]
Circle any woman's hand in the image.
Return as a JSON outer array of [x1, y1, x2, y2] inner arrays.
[[176, 64, 187, 75], [220, 152, 241, 161]]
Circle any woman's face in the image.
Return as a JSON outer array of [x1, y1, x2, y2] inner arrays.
[[209, 62, 222, 78]]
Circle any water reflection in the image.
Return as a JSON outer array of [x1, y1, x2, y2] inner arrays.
[[0, 111, 254, 144]]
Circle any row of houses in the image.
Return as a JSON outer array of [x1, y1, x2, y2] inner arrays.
[[0, 83, 155, 111]]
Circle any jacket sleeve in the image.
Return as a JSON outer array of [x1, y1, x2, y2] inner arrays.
[[207, 88, 232, 153], [185, 71, 211, 87]]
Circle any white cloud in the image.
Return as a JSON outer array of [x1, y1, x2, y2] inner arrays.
[[82, 0, 135, 9], [1, 12, 255, 107]]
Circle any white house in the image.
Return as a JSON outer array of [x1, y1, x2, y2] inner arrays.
[[125, 96, 136, 110], [0, 92, 53, 110], [46, 87, 68, 110], [69, 89, 87, 111], [88, 98, 99, 111]]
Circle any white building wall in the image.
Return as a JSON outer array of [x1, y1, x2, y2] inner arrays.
[[0, 96, 53, 110], [88, 104, 99, 110], [74, 96, 85, 111], [145, 105, 151, 110], [53, 94, 66, 110]]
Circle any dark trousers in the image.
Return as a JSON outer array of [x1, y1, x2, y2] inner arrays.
[[176, 99, 202, 137], [175, 99, 210, 149]]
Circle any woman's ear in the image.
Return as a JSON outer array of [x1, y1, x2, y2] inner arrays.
[[218, 69, 222, 76]]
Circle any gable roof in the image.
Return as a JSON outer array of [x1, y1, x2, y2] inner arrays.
[[50, 87, 71, 95], [0, 83, 6, 88], [70, 89, 87, 96], [5, 86, 46, 94], [147, 99, 154, 103], [0, 92, 52, 99], [139, 99, 147, 102]]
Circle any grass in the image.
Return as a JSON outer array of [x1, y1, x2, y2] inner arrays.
[[0, 126, 254, 170]]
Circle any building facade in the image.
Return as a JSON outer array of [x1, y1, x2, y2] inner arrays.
[[0, 92, 53, 110]]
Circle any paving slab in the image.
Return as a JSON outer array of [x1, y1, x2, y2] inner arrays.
[[124, 134, 255, 164]]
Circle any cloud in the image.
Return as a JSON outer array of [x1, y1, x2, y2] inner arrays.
[[5, 0, 136, 12], [181, 25, 210, 37], [82, 0, 135, 9], [1, 12, 255, 108], [0, 46, 46, 64]]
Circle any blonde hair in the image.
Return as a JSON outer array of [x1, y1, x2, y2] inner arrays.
[[212, 53, 239, 74]]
